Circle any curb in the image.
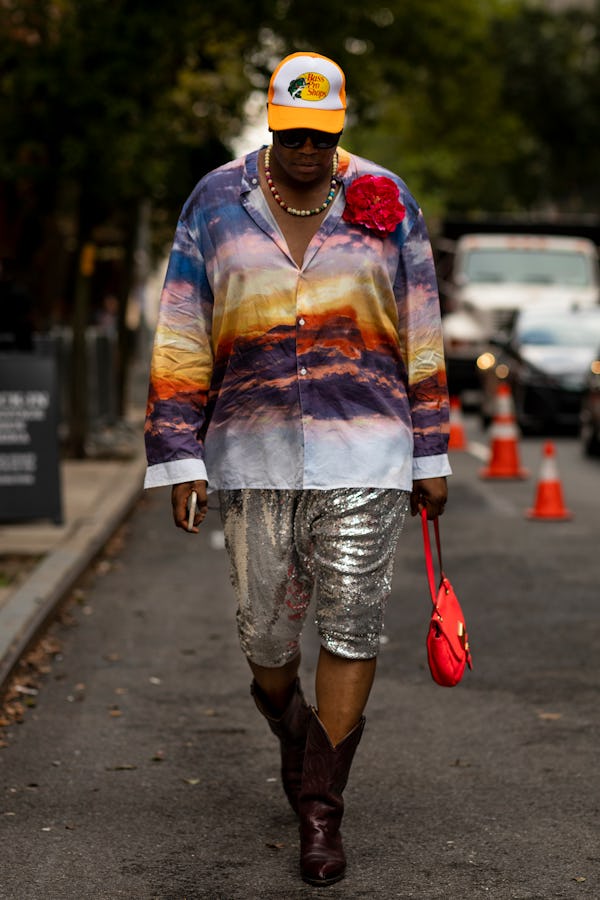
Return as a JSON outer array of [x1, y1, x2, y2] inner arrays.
[[0, 454, 147, 691]]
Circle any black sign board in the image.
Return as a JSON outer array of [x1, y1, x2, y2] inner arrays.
[[0, 354, 63, 524]]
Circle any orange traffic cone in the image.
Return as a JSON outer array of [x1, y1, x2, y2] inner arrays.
[[448, 396, 467, 451], [526, 442, 572, 520], [480, 383, 528, 479]]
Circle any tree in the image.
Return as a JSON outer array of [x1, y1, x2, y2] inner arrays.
[[266, 0, 528, 216], [259, 0, 600, 216], [0, 0, 267, 453], [1, 0, 598, 456], [493, 2, 600, 211]]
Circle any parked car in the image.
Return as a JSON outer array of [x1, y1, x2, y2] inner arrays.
[[477, 306, 600, 433], [580, 353, 600, 456], [441, 233, 600, 406]]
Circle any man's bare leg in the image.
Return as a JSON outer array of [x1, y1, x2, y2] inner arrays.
[[248, 655, 301, 714], [315, 646, 376, 746]]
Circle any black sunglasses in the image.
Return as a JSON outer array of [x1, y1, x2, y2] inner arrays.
[[275, 129, 341, 149]]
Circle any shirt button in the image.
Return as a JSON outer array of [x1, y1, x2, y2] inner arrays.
[[298, 317, 305, 326], [251, 178, 258, 185], [300, 367, 307, 376]]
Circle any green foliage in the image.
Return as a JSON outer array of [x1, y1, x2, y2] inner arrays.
[[267, 0, 524, 214], [2, 0, 597, 452], [0, 0, 263, 265], [270, 0, 600, 216], [1, 0, 598, 296], [493, 2, 600, 211]]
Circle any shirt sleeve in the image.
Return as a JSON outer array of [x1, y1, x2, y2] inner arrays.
[[394, 209, 452, 480], [143, 218, 214, 489]]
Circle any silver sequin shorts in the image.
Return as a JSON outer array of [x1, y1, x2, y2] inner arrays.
[[218, 488, 410, 666]]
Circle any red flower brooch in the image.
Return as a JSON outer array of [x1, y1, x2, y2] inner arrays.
[[342, 174, 406, 236]]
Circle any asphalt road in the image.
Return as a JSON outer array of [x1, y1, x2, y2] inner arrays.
[[1, 421, 599, 899]]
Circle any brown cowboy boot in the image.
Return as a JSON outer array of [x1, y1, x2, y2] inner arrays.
[[251, 678, 311, 814], [298, 709, 365, 886]]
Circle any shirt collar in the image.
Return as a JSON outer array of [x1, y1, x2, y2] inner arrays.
[[241, 148, 262, 194]]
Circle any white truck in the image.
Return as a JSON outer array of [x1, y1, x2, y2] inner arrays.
[[440, 232, 600, 405]]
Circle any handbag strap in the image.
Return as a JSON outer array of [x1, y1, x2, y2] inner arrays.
[[421, 508, 443, 608]]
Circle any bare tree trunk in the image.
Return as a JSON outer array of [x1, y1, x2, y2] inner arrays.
[[116, 200, 149, 418], [68, 241, 95, 458]]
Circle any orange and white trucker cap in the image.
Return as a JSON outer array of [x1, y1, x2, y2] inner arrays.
[[267, 52, 346, 134]]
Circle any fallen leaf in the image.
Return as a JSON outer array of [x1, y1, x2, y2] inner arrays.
[[14, 685, 38, 696], [152, 750, 165, 762], [67, 684, 85, 703], [9, 702, 24, 722], [149, 676, 162, 685], [106, 764, 137, 771], [183, 777, 200, 785], [573, 876, 587, 883], [537, 712, 562, 721], [108, 706, 122, 718], [265, 842, 285, 850]]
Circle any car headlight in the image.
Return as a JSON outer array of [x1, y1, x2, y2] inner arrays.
[[476, 352, 496, 371], [476, 352, 511, 380]]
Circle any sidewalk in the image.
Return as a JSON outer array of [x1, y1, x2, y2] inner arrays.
[[0, 421, 147, 689]]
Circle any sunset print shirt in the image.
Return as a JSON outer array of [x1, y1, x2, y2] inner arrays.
[[144, 147, 451, 491]]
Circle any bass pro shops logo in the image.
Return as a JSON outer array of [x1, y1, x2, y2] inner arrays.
[[287, 72, 330, 102]]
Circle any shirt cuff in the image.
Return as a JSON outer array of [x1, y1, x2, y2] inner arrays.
[[412, 454, 452, 480], [144, 458, 208, 489]]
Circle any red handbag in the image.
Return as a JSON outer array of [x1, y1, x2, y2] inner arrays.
[[421, 509, 472, 687]]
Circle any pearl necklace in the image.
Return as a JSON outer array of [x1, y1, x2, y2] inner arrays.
[[264, 145, 338, 217]]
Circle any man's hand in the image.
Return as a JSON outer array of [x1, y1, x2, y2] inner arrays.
[[171, 480, 208, 533], [410, 476, 447, 520]]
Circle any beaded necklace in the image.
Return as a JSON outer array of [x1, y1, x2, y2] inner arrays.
[[264, 145, 339, 217]]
